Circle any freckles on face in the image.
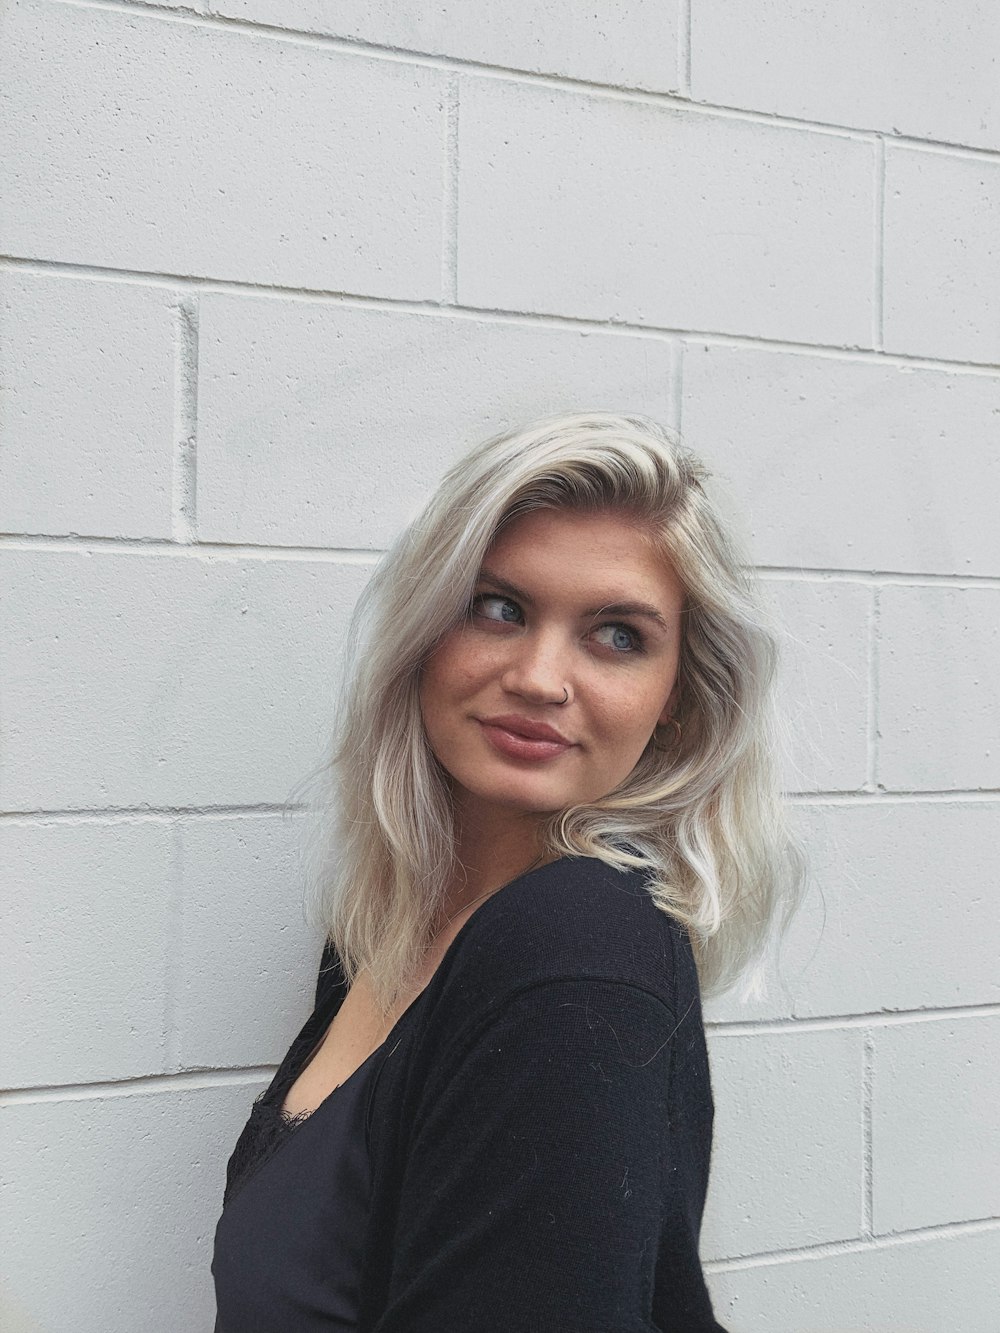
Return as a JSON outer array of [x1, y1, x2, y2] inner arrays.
[[418, 508, 686, 820]]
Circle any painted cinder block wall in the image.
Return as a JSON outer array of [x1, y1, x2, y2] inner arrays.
[[2, 2, 998, 1329]]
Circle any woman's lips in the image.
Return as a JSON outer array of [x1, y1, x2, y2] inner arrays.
[[478, 721, 575, 762]]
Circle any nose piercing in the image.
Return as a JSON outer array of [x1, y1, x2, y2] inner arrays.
[[559, 687, 569, 705]]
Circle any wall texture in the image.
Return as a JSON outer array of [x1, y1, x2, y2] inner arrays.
[[2, 2, 998, 1329]]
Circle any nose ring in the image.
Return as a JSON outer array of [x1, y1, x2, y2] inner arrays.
[[559, 687, 569, 705]]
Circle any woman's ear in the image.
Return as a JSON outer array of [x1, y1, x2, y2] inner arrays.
[[658, 685, 679, 726]]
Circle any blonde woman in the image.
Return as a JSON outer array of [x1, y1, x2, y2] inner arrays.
[[212, 410, 805, 1331]]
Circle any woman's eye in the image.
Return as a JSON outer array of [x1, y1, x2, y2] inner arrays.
[[472, 593, 522, 624], [471, 596, 643, 654], [593, 623, 644, 654]]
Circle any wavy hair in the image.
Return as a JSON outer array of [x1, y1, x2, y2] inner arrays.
[[296, 410, 807, 1016]]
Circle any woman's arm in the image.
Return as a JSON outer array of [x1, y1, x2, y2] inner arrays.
[[372, 976, 722, 1333]]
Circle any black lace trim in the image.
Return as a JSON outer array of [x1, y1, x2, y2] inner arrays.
[[221, 1086, 314, 1208], [221, 1019, 327, 1209]]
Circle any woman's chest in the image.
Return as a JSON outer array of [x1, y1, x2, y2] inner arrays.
[[280, 970, 430, 1119]]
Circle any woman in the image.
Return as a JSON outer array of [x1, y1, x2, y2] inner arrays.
[[212, 410, 805, 1331]]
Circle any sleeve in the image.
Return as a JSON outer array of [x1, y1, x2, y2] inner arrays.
[[373, 978, 677, 1333]]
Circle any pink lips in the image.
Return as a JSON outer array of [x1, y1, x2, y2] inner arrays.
[[477, 716, 575, 762]]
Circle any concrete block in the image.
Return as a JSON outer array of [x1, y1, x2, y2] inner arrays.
[[0, 550, 373, 811], [208, 0, 683, 93], [0, 271, 175, 539], [707, 1226, 1000, 1332], [691, 0, 1000, 152], [872, 1015, 1000, 1233], [766, 578, 871, 795], [458, 76, 874, 345], [0, 0, 445, 297], [172, 813, 323, 1071], [884, 146, 1000, 363], [879, 585, 1000, 791], [701, 1028, 863, 1260], [717, 802, 1000, 1021], [0, 1082, 268, 1333], [196, 292, 675, 547], [0, 820, 171, 1086], [681, 342, 1000, 576]]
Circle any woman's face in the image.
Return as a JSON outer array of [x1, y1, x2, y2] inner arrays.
[[418, 507, 686, 832]]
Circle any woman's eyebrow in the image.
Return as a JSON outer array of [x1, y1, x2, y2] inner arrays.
[[476, 567, 671, 631]]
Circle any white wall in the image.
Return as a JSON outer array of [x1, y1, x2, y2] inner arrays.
[[2, 2, 998, 1329]]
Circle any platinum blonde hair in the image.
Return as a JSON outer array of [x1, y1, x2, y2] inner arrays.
[[297, 410, 807, 1016]]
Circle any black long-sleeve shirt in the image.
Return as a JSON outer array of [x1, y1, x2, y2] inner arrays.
[[213, 853, 728, 1332]]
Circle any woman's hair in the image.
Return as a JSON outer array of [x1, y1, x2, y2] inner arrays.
[[296, 410, 807, 1016]]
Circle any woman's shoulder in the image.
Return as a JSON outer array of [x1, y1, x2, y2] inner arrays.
[[432, 853, 699, 1026]]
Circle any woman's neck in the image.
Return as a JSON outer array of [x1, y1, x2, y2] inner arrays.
[[443, 809, 552, 917]]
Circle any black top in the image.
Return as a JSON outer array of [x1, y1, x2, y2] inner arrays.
[[212, 1001, 392, 1329], [212, 854, 728, 1332]]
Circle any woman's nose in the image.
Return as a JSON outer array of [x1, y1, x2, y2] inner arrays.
[[500, 630, 570, 704]]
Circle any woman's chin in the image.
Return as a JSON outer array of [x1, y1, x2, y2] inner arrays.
[[456, 779, 571, 818]]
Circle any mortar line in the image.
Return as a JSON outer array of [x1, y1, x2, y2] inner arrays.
[[4, 789, 1000, 826], [787, 789, 1000, 802], [759, 568, 1000, 588], [171, 293, 199, 542], [862, 1029, 875, 1236], [868, 585, 880, 790], [0, 804, 309, 824], [163, 820, 184, 1073], [0, 1067, 282, 1104], [5, 536, 1000, 591], [441, 71, 460, 305], [873, 136, 886, 351], [0, 534, 386, 562], [670, 340, 684, 438], [707, 1003, 1000, 1036], [678, 0, 692, 99], [704, 1215, 1000, 1272], [3, 255, 1000, 376]]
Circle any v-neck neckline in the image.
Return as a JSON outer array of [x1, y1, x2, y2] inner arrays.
[[273, 979, 428, 1127], [275, 853, 571, 1123], [221, 855, 573, 1207]]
